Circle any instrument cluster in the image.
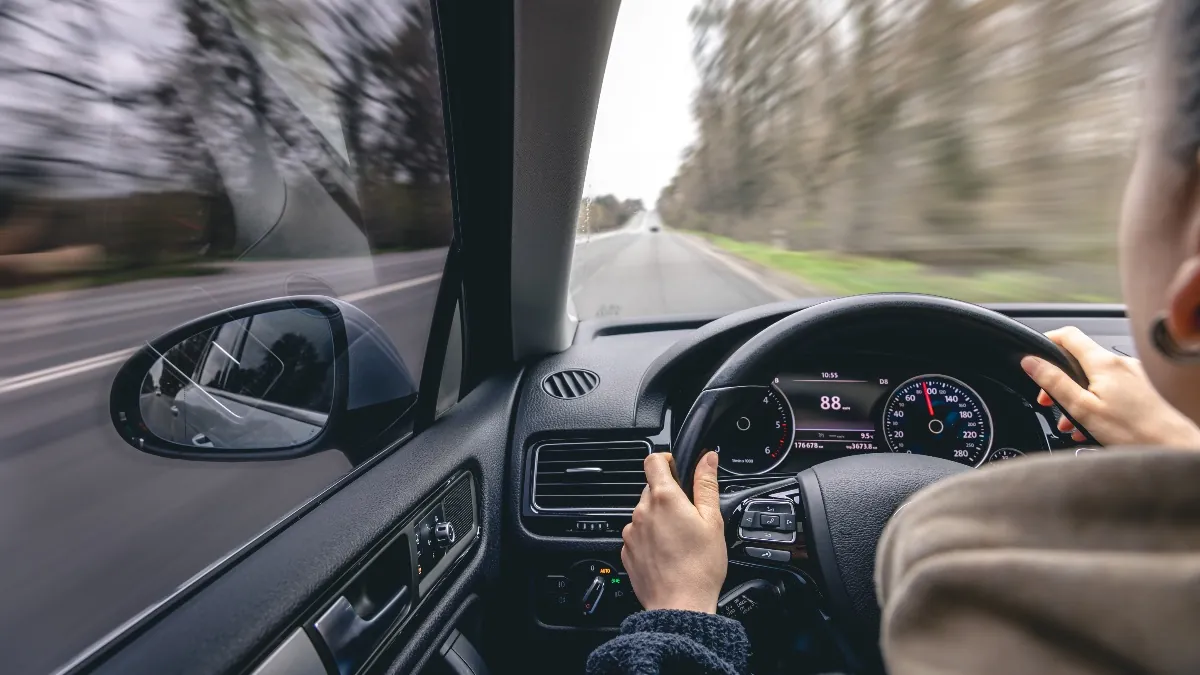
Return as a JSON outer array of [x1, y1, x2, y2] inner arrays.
[[707, 355, 1072, 476]]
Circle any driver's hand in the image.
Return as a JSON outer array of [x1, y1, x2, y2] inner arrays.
[[1021, 326, 1200, 449], [621, 452, 726, 614]]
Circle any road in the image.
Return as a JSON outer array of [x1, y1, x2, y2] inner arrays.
[[571, 211, 783, 319], [0, 213, 783, 674]]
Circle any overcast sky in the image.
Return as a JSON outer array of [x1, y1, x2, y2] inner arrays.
[[582, 0, 699, 204]]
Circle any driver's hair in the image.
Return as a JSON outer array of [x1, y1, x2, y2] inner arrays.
[[1160, 0, 1200, 162]]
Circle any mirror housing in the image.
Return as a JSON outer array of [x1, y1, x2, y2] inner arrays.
[[109, 296, 417, 464]]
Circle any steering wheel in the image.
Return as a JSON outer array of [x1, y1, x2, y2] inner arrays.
[[671, 294, 1089, 670]]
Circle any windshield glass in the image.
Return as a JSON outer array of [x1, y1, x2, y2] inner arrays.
[[574, 0, 1148, 320]]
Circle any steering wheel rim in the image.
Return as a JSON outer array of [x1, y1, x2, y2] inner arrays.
[[671, 294, 1089, 662]]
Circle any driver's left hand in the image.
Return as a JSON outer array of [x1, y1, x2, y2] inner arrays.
[[621, 452, 726, 614]]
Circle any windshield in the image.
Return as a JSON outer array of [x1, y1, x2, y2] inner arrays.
[[574, 0, 1148, 320]]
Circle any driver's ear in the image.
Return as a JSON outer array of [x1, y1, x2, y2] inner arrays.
[[1165, 255, 1200, 346]]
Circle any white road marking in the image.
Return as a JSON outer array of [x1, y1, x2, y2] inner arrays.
[[574, 228, 633, 246], [341, 272, 441, 302], [0, 348, 136, 395], [672, 233, 793, 301], [0, 273, 443, 396]]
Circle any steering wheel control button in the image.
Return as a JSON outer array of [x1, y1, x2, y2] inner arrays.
[[746, 500, 791, 514], [745, 546, 791, 563], [738, 497, 798, 543], [740, 528, 795, 543]]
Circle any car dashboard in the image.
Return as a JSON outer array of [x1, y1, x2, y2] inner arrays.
[[505, 300, 1132, 671]]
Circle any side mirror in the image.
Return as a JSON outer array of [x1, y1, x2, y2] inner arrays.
[[109, 296, 417, 464]]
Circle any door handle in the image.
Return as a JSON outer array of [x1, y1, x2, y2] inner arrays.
[[313, 585, 410, 675]]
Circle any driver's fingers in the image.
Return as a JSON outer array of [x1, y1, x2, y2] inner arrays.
[[1045, 327, 1110, 371], [692, 452, 722, 525], [1022, 355, 1091, 413], [1037, 389, 1053, 407], [1058, 415, 1076, 433], [644, 453, 679, 493]]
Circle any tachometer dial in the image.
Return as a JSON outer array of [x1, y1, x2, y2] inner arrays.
[[883, 375, 993, 467], [711, 386, 795, 475]]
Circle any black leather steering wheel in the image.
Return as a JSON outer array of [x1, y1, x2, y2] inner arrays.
[[671, 294, 1089, 667]]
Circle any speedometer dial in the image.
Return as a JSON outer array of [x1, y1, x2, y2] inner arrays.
[[882, 375, 993, 467], [711, 386, 795, 475]]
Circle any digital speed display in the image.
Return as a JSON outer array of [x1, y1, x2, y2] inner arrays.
[[772, 372, 889, 453]]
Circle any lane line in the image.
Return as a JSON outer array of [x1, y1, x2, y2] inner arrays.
[[0, 273, 443, 396], [672, 232, 792, 301], [574, 229, 633, 246], [0, 349, 136, 395], [341, 272, 440, 302]]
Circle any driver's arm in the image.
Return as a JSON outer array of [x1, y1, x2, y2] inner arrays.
[[586, 453, 750, 675], [1021, 327, 1200, 448], [875, 449, 1200, 675]]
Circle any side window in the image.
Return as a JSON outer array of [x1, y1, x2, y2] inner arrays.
[[0, 1, 454, 673]]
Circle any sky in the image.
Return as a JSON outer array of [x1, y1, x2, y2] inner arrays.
[[582, 0, 700, 204]]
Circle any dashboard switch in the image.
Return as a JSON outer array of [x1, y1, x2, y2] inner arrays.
[[779, 514, 797, 531], [539, 575, 570, 594], [758, 514, 780, 528], [581, 576, 605, 616], [739, 512, 758, 528], [434, 521, 457, 547]]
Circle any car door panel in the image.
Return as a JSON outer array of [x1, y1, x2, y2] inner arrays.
[[83, 370, 520, 675]]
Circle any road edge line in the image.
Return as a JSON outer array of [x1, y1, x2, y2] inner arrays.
[[672, 232, 793, 301]]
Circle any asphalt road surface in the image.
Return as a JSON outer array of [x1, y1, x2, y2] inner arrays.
[[1, 213, 784, 674], [571, 211, 783, 319]]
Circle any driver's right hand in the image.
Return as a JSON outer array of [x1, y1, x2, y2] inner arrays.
[[621, 452, 726, 614], [1021, 327, 1200, 449]]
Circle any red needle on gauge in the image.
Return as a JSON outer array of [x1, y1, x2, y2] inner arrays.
[[921, 381, 935, 416]]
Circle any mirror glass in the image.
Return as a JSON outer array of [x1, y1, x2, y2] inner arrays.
[[139, 308, 336, 450]]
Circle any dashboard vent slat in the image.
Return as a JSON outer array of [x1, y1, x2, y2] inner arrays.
[[542, 369, 600, 399], [532, 440, 651, 513]]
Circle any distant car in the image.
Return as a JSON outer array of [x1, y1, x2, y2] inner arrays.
[[648, 223, 661, 232]]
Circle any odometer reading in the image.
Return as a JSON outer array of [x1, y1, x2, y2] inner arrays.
[[882, 375, 992, 466]]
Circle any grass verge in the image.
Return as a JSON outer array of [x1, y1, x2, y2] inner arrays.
[[691, 232, 1115, 303]]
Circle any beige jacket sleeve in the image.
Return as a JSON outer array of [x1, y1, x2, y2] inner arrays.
[[875, 450, 1200, 675]]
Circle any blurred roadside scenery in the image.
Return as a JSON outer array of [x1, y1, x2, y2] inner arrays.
[[0, 0, 450, 298], [577, 0, 1154, 311]]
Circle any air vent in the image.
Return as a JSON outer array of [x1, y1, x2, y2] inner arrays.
[[532, 440, 651, 512], [542, 369, 600, 399]]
